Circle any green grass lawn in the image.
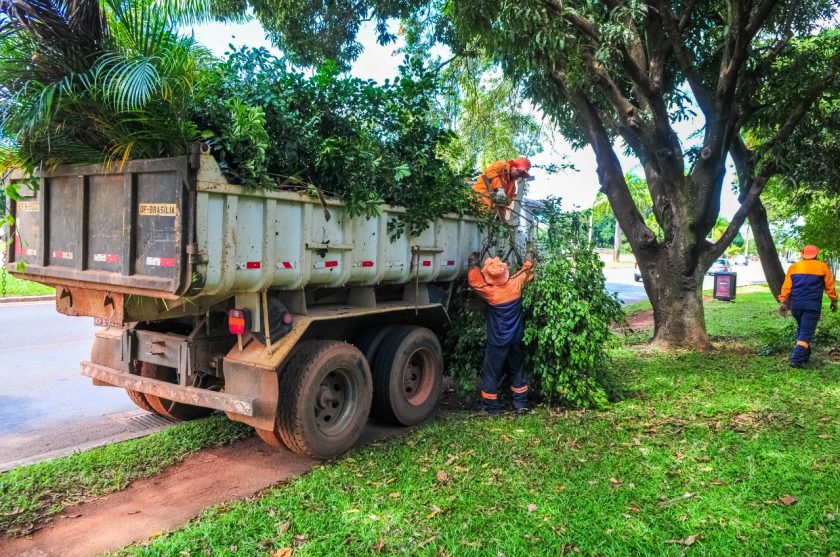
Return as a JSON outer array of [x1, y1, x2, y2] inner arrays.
[[0, 267, 54, 297], [109, 287, 839, 557], [0, 415, 252, 536]]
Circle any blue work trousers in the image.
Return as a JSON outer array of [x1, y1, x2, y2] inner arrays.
[[480, 341, 528, 412], [790, 308, 820, 365]]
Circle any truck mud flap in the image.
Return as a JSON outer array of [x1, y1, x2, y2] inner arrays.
[[81, 361, 254, 416]]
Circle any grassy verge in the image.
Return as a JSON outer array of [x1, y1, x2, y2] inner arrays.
[[0, 414, 251, 536], [0, 267, 54, 297], [114, 287, 839, 556]]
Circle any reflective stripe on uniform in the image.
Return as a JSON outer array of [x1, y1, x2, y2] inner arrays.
[[796, 340, 810, 348], [511, 385, 529, 394], [481, 391, 498, 400]]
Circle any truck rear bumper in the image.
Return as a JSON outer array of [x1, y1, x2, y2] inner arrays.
[[80, 361, 255, 416]]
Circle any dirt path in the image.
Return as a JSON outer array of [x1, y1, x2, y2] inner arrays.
[[0, 422, 407, 557], [626, 309, 654, 330]]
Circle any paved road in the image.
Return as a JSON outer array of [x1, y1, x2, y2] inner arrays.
[[604, 263, 771, 305], [0, 301, 171, 471]]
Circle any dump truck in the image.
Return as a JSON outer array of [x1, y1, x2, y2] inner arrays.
[[3, 145, 494, 459]]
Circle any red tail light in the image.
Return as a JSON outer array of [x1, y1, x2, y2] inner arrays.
[[228, 309, 252, 335]]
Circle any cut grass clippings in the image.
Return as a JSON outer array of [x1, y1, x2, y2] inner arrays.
[[0, 267, 54, 297], [0, 414, 252, 536], [111, 287, 839, 556]]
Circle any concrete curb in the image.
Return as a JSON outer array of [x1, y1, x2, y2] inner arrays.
[[0, 295, 54, 304]]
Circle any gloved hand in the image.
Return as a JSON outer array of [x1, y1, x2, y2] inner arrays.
[[831, 299, 838, 313], [779, 302, 790, 317]]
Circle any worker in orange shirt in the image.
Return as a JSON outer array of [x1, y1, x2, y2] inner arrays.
[[468, 250, 535, 415], [471, 157, 531, 217], [778, 245, 838, 368]]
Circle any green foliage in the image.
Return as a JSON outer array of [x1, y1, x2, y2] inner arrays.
[[593, 174, 660, 241], [437, 57, 543, 172], [1, 5, 478, 237], [445, 199, 624, 409], [0, 268, 54, 297], [442, 286, 486, 395], [522, 199, 624, 408], [590, 211, 616, 248], [0, 0, 211, 173], [114, 290, 840, 557], [195, 48, 476, 237], [0, 414, 251, 537]]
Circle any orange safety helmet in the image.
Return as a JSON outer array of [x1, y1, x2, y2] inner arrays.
[[801, 245, 819, 259], [509, 157, 532, 177]]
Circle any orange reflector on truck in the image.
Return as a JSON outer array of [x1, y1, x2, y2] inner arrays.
[[228, 309, 252, 335]]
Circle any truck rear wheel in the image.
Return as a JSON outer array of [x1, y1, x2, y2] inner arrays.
[[139, 362, 213, 421], [265, 341, 372, 459], [353, 325, 396, 362], [370, 326, 443, 426], [125, 389, 156, 413]]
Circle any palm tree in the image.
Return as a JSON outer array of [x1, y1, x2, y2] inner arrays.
[[0, 0, 213, 173]]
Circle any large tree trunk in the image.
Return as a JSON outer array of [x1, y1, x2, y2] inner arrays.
[[637, 242, 713, 351], [748, 202, 785, 297]]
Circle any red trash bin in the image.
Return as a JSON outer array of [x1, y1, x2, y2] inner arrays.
[[713, 272, 737, 301]]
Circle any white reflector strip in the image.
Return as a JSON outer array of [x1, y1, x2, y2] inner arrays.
[[313, 260, 339, 269], [146, 257, 176, 267]]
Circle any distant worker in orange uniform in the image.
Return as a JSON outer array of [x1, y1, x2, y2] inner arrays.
[[778, 245, 837, 368], [471, 157, 532, 217], [468, 250, 535, 415]]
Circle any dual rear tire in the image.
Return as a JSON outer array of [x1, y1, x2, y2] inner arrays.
[[124, 326, 444, 460], [258, 326, 444, 460]]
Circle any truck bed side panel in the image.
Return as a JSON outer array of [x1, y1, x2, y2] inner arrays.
[[6, 157, 193, 296]]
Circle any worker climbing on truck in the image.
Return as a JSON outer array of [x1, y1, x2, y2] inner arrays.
[[471, 157, 531, 219], [468, 248, 535, 415]]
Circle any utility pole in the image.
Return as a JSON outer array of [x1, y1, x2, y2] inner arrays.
[[743, 223, 750, 266]]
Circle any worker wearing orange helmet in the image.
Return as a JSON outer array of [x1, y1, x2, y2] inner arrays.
[[468, 250, 535, 415], [471, 157, 532, 216], [778, 245, 837, 368]]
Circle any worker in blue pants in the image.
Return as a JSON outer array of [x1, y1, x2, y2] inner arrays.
[[778, 245, 838, 368]]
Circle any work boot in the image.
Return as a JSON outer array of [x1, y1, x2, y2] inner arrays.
[[789, 361, 804, 369]]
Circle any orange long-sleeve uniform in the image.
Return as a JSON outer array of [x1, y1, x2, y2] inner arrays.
[[778, 259, 837, 311], [471, 161, 517, 209], [468, 261, 535, 345]]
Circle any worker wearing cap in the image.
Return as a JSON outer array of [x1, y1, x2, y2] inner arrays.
[[778, 245, 837, 368], [468, 252, 535, 414], [471, 158, 531, 216]]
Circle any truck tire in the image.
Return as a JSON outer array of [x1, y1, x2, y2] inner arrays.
[[370, 326, 443, 426], [275, 341, 372, 459], [125, 389, 156, 413], [139, 362, 213, 421], [353, 325, 396, 362]]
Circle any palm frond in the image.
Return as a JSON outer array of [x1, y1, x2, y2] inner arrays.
[[151, 0, 250, 26]]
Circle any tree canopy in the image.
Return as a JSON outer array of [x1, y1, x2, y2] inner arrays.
[[197, 0, 839, 348]]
